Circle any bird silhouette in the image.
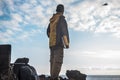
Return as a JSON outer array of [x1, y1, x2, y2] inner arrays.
[[103, 3, 108, 6]]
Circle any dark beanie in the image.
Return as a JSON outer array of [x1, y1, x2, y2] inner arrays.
[[56, 4, 64, 12]]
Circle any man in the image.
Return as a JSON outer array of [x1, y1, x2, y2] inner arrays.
[[47, 4, 69, 80]]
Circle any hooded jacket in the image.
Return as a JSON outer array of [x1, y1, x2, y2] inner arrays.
[[47, 13, 69, 48]]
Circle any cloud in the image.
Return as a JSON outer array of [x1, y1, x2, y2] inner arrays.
[[67, 49, 120, 59], [17, 29, 41, 41], [0, 29, 14, 42], [95, 16, 120, 37], [95, 15, 120, 38], [65, 49, 120, 69], [0, 11, 3, 16], [67, 0, 120, 38], [0, 0, 49, 43], [0, 0, 120, 43]]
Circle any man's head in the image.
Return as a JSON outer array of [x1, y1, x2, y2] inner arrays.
[[56, 4, 64, 13]]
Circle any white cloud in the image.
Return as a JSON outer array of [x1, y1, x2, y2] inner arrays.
[[92, 50, 120, 59], [6, 0, 14, 11], [0, 0, 120, 43], [0, 29, 14, 43], [95, 15, 120, 38], [17, 29, 41, 41], [19, 3, 32, 11], [54, 0, 63, 4], [0, 11, 3, 16], [95, 16, 120, 32], [12, 13, 23, 22], [67, 1, 98, 31], [66, 49, 120, 61], [29, 0, 37, 5], [113, 32, 120, 38], [0, 0, 4, 16], [66, 0, 120, 38], [18, 32, 30, 41], [0, 0, 46, 43]]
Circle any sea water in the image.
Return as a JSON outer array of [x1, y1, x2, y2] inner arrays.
[[79, 69, 120, 80], [86, 75, 120, 80]]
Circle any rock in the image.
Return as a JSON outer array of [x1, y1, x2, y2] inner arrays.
[[0, 44, 11, 80], [66, 70, 86, 80]]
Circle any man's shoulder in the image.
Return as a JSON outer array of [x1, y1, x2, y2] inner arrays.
[[59, 15, 65, 19], [59, 15, 66, 22]]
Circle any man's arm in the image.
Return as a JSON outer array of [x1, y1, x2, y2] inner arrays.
[[60, 16, 70, 48]]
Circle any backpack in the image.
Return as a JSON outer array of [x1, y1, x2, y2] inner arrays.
[[13, 58, 39, 80], [20, 65, 39, 80]]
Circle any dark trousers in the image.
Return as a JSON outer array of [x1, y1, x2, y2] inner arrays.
[[50, 47, 64, 79]]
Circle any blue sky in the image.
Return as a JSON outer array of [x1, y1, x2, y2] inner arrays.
[[0, 0, 120, 75]]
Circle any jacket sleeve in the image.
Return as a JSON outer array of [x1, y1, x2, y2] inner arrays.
[[47, 24, 50, 38], [60, 16, 70, 46]]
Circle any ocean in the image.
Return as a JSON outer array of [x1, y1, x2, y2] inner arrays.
[[79, 69, 120, 80], [86, 75, 120, 80], [61, 69, 120, 80], [61, 75, 120, 80]]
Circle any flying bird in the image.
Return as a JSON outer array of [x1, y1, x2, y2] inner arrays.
[[103, 3, 108, 6]]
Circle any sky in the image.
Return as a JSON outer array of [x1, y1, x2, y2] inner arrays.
[[0, 0, 120, 75]]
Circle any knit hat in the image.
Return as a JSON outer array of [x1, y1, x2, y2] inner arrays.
[[56, 4, 64, 12]]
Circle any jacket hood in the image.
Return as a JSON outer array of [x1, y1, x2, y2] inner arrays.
[[50, 13, 63, 23]]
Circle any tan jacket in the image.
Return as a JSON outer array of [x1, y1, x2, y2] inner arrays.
[[47, 13, 69, 48]]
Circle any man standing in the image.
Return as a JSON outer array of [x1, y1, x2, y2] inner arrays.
[[47, 4, 69, 80]]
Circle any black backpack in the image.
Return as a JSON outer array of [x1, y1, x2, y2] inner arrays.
[[20, 65, 39, 80], [13, 58, 39, 80]]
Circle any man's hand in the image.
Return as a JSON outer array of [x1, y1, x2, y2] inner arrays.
[[66, 45, 69, 49]]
